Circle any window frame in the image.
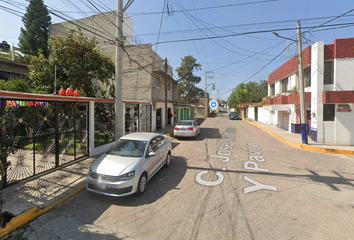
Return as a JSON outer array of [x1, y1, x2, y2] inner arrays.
[[156, 76, 160, 87], [304, 67, 311, 87], [324, 61, 333, 85], [323, 104, 335, 121], [281, 78, 288, 93]]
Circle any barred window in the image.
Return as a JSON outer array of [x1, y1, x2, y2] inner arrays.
[[304, 67, 311, 87], [156, 76, 160, 87], [324, 61, 333, 85], [281, 78, 288, 93], [323, 104, 335, 121]]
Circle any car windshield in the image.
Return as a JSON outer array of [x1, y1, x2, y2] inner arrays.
[[107, 139, 148, 157], [230, 112, 239, 116], [177, 122, 193, 126]]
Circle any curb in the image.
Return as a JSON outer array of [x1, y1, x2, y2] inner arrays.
[[248, 121, 354, 155], [0, 183, 87, 238]]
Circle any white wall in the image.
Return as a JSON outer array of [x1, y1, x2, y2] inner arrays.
[[289, 74, 297, 91], [311, 41, 324, 142], [274, 81, 280, 95], [248, 107, 255, 120], [323, 121, 334, 144], [257, 107, 270, 124], [123, 13, 135, 45], [278, 111, 289, 131], [334, 58, 354, 90], [335, 104, 354, 145]]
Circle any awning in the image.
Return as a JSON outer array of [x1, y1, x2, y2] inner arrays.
[[270, 104, 291, 111]]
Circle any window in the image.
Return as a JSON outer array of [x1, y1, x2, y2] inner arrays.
[[281, 78, 288, 93], [149, 137, 159, 153], [156, 76, 160, 87], [324, 61, 333, 85], [269, 84, 275, 96], [156, 136, 166, 148], [304, 67, 311, 87], [323, 104, 335, 121], [168, 82, 171, 91]]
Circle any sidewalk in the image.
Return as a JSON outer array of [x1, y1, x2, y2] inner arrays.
[[247, 120, 354, 155], [1, 118, 354, 238]]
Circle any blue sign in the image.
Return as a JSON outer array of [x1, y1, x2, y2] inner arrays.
[[210, 101, 217, 108]]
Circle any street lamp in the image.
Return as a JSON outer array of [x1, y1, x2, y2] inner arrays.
[[272, 21, 308, 144]]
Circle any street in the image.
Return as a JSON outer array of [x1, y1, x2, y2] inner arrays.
[[20, 112, 354, 240]]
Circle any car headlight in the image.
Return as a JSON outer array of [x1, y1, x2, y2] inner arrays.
[[117, 171, 135, 181]]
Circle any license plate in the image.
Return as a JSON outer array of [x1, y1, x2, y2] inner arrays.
[[97, 182, 106, 190]]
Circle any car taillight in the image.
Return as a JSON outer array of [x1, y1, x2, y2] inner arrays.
[[187, 127, 193, 130], [174, 127, 179, 130]]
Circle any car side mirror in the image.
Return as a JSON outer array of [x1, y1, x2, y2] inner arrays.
[[148, 152, 156, 157]]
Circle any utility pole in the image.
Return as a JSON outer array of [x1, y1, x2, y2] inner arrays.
[[115, 0, 123, 139], [204, 71, 213, 116], [204, 72, 208, 116], [164, 58, 168, 134], [272, 21, 307, 144], [297, 20, 308, 144]]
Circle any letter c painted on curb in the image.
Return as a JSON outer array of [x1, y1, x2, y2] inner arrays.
[[196, 171, 224, 186]]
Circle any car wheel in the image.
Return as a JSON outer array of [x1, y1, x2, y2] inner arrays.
[[194, 132, 198, 139], [136, 172, 147, 196], [164, 152, 171, 168]]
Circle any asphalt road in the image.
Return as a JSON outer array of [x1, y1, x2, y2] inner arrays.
[[16, 112, 354, 240]]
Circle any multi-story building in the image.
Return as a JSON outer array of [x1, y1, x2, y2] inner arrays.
[[257, 37, 354, 146], [49, 11, 179, 134]]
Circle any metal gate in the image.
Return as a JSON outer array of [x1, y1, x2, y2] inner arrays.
[[141, 104, 151, 132], [1, 99, 88, 187]]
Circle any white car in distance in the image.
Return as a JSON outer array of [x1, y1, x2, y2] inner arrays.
[[173, 120, 200, 139]]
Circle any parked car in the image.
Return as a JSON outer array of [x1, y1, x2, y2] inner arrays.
[[174, 120, 200, 139], [86, 132, 172, 197], [229, 111, 241, 120]]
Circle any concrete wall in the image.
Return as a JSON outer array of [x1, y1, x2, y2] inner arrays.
[[257, 106, 270, 124], [334, 58, 354, 90], [335, 104, 354, 145], [122, 44, 153, 102], [248, 107, 255, 120], [0, 58, 29, 79], [311, 41, 324, 142]]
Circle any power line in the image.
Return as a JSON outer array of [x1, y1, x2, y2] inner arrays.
[[127, 0, 279, 16], [221, 42, 294, 95], [152, 22, 354, 45]]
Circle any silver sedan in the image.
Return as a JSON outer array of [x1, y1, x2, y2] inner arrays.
[[86, 132, 172, 197], [173, 120, 200, 139]]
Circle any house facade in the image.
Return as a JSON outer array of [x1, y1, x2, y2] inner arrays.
[[256, 37, 354, 146], [49, 11, 179, 134], [0, 58, 29, 80]]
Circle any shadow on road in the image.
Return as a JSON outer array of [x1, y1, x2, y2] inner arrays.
[[83, 155, 188, 208], [175, 128, 221, 141]]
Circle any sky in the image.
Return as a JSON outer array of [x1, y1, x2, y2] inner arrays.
[[1, 0, 354, 101]]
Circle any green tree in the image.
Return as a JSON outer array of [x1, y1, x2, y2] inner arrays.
[[28, 28, 115, 97], [0, 79, 30, 92], [176, 55, 202, 104], [228, 80, 268, 110], [18, 0, 51, 58]]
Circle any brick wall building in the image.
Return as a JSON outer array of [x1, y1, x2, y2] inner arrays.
[[50, 11, 179, 133], [258, 37, 354, 146]]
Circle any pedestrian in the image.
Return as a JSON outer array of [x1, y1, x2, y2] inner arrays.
[[308, 116, 311, 136]]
